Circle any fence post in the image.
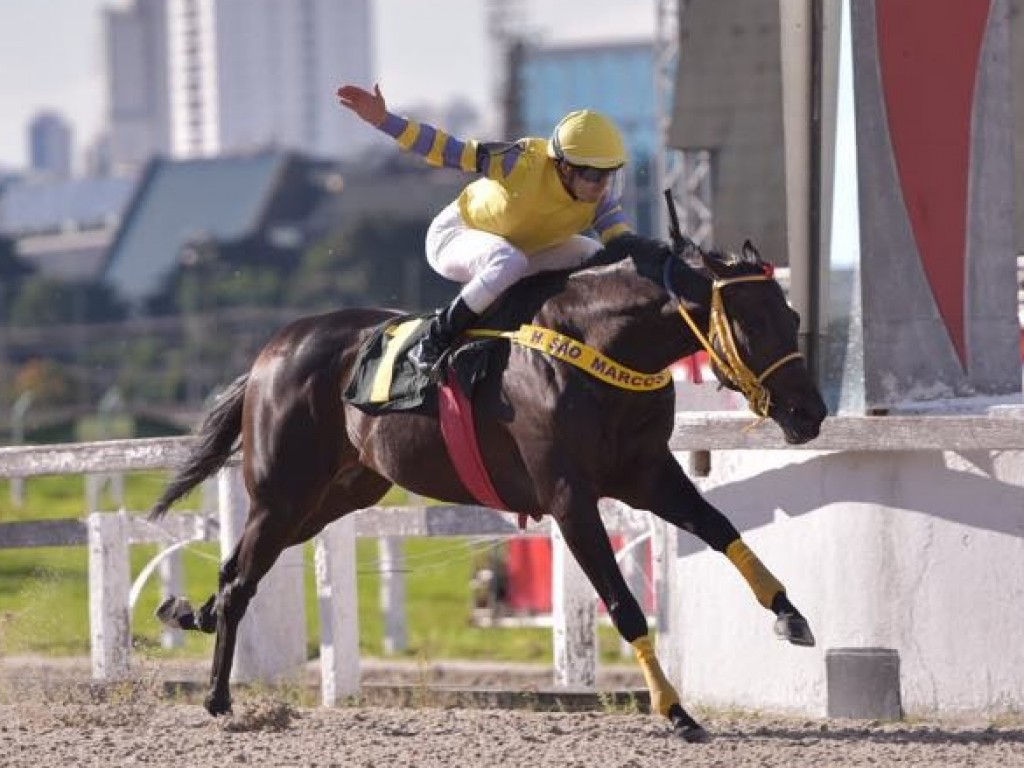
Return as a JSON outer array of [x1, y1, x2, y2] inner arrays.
[[9, 391, 33, 508], [88, 511, 131, 680], [158, 550, 184, 649], [379, 536, 407, 654], [217, 466, 307, 683], [551, 525, 596, 687], [619, 531, 647, 658], [648, 515, 678, 680], [315, 517, 360, 705]]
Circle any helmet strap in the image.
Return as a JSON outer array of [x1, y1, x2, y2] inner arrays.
[[554, 161, 581, 200]]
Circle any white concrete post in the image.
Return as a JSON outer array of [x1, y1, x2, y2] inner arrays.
[[158, 550, 184, 649], [315, 518, 360, 705], [86, 474, 101, 513], [217, 466, 307, 683], [619, 532, 647, 658], [88, 512, 131, 680], [551, 525, 597, 688], [649, 515, 679, 681], [378, 536, 407, 655]]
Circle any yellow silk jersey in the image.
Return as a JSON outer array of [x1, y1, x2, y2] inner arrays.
[[378, 112, 631, 255]]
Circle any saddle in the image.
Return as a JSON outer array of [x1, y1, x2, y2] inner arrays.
[[343, 312, 496, 414]]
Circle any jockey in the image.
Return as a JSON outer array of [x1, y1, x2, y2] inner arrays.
[[337, 83, 633, 374]]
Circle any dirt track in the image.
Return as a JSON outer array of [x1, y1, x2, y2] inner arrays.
[[2, 658, 1023, 767]]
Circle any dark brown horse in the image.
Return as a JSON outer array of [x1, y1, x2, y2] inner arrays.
[[149, 231, 826, 742]]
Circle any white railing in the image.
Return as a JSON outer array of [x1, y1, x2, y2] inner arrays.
[[0, 436, 652, 702], [2, 409, 1022, 705]]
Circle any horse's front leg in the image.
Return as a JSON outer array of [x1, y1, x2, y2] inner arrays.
[[550, 487, 709, 743], [621, 451, 815, 647]]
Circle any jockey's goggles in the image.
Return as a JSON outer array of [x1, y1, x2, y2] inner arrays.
[[569, 164, 621, 183]]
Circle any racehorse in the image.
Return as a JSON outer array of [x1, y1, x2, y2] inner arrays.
[[149, 229, 827, 742]]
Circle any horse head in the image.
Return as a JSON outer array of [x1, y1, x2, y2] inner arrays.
[[669, 238, 826, 444]]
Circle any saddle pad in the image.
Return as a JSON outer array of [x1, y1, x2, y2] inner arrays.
[[344, 314, 435, 413]]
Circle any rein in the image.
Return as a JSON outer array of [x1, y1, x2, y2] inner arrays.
[[663, 258, 803, 418]]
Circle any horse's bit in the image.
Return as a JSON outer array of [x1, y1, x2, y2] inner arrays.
[[665, 261, 803, 419]]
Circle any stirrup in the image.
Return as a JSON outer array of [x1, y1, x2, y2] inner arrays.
[[410, 342, 455, 381], [409, 341, 441, 373]]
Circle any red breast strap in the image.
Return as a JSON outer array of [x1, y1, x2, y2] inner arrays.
[[438, 376, 530, 530]]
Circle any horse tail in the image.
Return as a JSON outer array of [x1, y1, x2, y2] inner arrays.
[[147, 373, 249, 521]]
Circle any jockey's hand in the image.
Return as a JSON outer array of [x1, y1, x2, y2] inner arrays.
[[337, 83, 386, 126]]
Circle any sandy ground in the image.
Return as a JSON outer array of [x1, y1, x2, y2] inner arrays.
[[2, 657, 1023, 767]]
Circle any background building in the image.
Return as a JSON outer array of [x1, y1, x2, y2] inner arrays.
[[165, 0, 374, 160], [513, 40, 659, 236], [669, 0, 786, 263], [105, 0, 171, 173], [104, 0, 375, 169], [28, 112, 73, 179]]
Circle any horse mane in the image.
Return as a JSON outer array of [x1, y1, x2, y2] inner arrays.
[[592, 233, 770, 279]]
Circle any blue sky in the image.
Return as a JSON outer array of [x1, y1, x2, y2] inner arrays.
[[0, 0, 655, 170]]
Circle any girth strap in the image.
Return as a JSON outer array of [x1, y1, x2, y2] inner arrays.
[[466, 325, 671, 392], [438, 375, 532, 529]]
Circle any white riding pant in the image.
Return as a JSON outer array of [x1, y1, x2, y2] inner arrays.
[[425, 200, 602, 314]]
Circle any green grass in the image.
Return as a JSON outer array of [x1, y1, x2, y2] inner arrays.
[[0, 475, 625, 663]]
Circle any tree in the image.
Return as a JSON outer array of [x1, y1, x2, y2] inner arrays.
[[8, 276, 126, 326], [288, 215, 442, 311], [0, 236, 34, 323], [13, 358, 73, 406]]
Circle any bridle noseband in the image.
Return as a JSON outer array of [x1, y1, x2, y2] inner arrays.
[[662, 253, 803, 419]]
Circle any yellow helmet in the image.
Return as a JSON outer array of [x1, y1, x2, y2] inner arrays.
[[547, 110, 628, 169]]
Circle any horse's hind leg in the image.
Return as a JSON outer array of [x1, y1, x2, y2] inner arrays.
[[160, 466, 393, 644], [156, 548, 239, 634], [623, 452, 815, 646], [204, 466, 392, 716], [204, 503, 293, 715]]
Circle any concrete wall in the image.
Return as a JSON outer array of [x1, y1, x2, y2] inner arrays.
[[662, 446, 1024, 716], [1012, 0, 1023, 252], [851, 0, 1020, 405]]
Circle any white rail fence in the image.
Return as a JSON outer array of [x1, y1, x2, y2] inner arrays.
[[0, 436, 654, 702], [2, 410, 1023, 706]]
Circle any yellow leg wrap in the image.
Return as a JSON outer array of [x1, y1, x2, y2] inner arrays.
[[726, 539, 784, 609], [631, 635, 680, 717]]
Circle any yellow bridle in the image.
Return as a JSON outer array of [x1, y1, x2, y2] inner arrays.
[[673, 273, 803, 418]]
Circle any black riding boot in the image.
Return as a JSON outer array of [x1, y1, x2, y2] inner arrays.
[[409, 296, 480, 374]]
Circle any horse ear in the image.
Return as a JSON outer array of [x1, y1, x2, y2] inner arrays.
[[742, 239, 761, 263]]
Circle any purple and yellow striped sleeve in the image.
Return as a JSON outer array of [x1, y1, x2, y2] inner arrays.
[[477, 142, 526, 181], [593, 194, 632, 243], [378, 112, 479, 173]]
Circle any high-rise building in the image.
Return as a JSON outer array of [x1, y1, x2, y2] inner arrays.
[[105, 0, 172, 173], [28, 111, 73, 178], [165, 0, 373, 160], [104, 0, 373, 166]]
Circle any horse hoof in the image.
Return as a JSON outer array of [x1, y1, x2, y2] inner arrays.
[[668, 703, 711, 743], [204, 693, 232, 717], [155, 596, 194, 629], [775, 611, 816, 647], [675, 723, 711, 743]]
